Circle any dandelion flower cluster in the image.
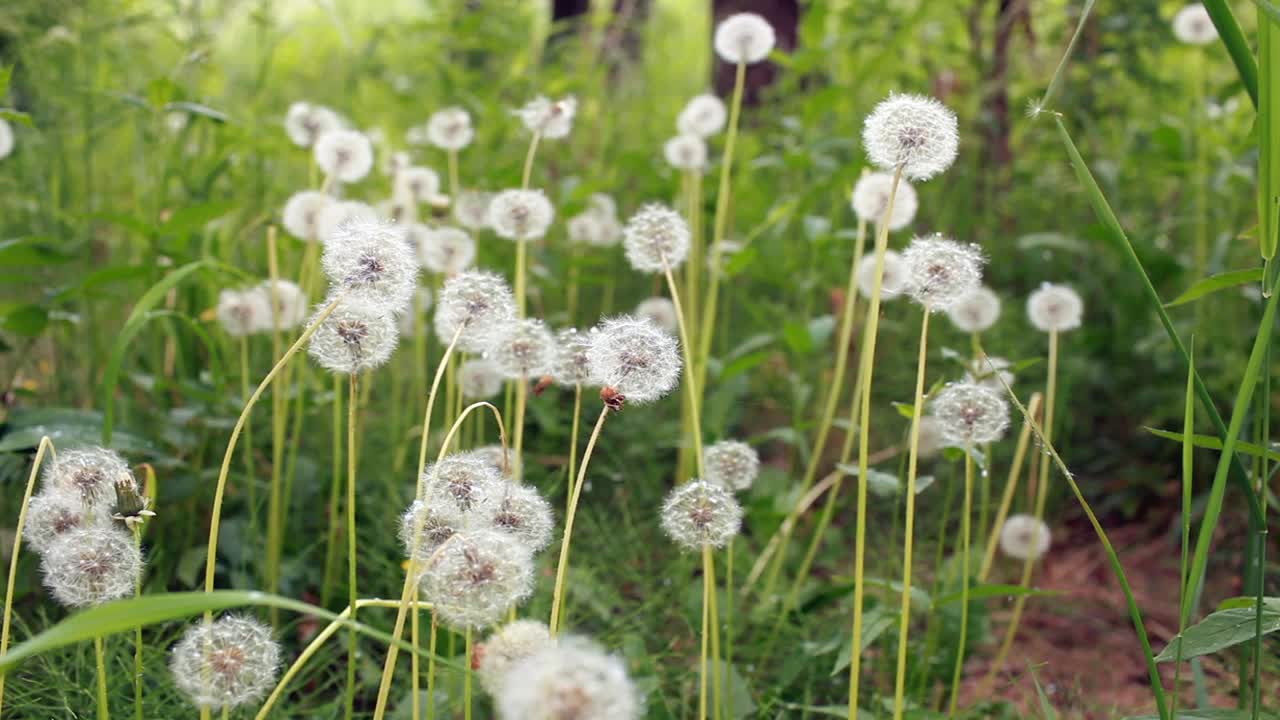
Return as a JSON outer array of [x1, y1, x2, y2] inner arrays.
[[586, 316, 682, 404], [23, 490, 87, 554], [623, 203, 691, 272], [1173, 4, 1218, 45], [41, 526, 142, 608], [259, 279, 309, 330], [314, 129, 374, 183], [901, 234, 985, 311], [664, 134, 707, 171], [491, 484, 555, 551], [488, 189, 555, 241], [46, 447, 134, 508], [488, 318, 556, 379], [551, 328, 594, 387], [433, 270, 518, 351], [315, 200, 377, 245], [419, 453, 505, 515], [399, 499, 469, 563], [495, 637, 640, 720], [863, 93, 960, 181], [1026, 282, 1083, 333], [931, 381, 1010, 446], [282, 190, 333, 242], [420, 529, 535, 630], [916, 416, 946, 459], [713, 12, 776, 64], [477, 620, 553, 695], [216, 288, 270, 337], [634, 296, 678, 333], [306, 298, 399, 374], [425, 106, 475, 150], [170, 616, 281, 710], [284, 102, 342, 148], [321, 217, 418, 311], [999, 514, 1052, 560], [946, 285, 1001, 333], [678, 93, 727, 137], [416, 225, 476, 275], [703, 440, 760, 491], [660, 480, 743, 550], [460, 358, 504, 399], [856, 249, 909, 301], [454, 190, 494, 230], [516, 96, 577, 139], [851, 172, 918, 231]]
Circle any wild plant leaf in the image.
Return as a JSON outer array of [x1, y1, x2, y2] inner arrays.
[[1155, 599, 1280, 662], [1124, 710, 1278, 720], [1164, 268, 1264, 307], [0, 304, 48, 337], [1029, 664, 1058, 720], [1201, 0, 1259, 108], [0, 109, 31, 126], [933, 584, 1059, 607], [1144, 427, 1280, 463], [1257, 0, 1280, 25], [0, 237, 77, 266], [830, 606, 896, 675], [163, 101, 230, 123]]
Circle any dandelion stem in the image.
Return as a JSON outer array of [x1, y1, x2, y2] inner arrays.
[[132, 525, 144, 720], [322, 373, 343, 608], [411, 591, 421, 720], [240, 336, 258, 573], [520, 132, 541, 191], [447, 149, 460, 198], [891, 306, 932, 720], [427, 613, 437, 720], [978, 393, 1043, 582], [463, 628, 473, 720], [663, 261, 705, 476], [513, 372, 528, 482], [515, 240, 529, 318], [0, 436, 54, 715], [549, 406, 611, 635], [707, 548, 723, 720], [95, 635, 109, 720], [699, 545, 711, 720], [266, 227, 286, 627], [343, 373, 359, 720], [946, 446, 975, 717]]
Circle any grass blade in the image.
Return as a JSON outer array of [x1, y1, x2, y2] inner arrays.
[[1165, 268, 1265, 307], [1143, 428, 1280, 463]]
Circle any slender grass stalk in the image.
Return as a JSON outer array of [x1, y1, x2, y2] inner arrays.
[[464, 628, 473, 720], [512, 372, 528, 482], [847, 164, 905, 720], [0, 436, 54, 715], [549, 406, 611, 635], [343, 373, 359, 720], [663, 260, 705, 474], [513, 131, 541, 319], [890, 307, 932, 720], [699, 545, 711, 720], [427, 613, 437, 720], [266, 227, 286, 628], [554, 383, 584, 625], [1173, 344, 1196, 719], [724, 537, 735, 715], [978, 393, 1043, 582], [322, 374, 343, 608], [707, 548, 722, 720], [131, 524, 144, 720], [447, 149, 460, 198], [94, 635, 109, 720], [945, 446, 975, 717], [239, 336, 257, 559], [411, 590, 421, 720]]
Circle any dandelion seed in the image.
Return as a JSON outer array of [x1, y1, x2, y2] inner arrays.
[[314, 129, 374, 183], [419, 529, 535, 630], [23, 490, 89, 554], [41, 526, 142, 608], [395, 166, 442, 203], [46, 447, 135, 509], [306, 296, 399, 374], [459, 358, 504, 400], [660, 480, 743, 550], [634, 297, 678, 334], [433, 270, 518, 352], [454, 190, 494, 230], [931, 381, 1010, 446], [855, 249, 909, 301], [663, 134, 707, 171], [713, 12, 776, 64], [476, 620, 553, 696], [419, 453, 505, 516], [1026, 282, 1083, 333], [999, 514, 1051, 560], [586, 315, 682, 404], [964, 355, 1015, 392], [488, 318, 556, 380], [284, 102, 342, 148], [216, 288, 269, 338], [1173, 4, 1218, 45], [315, 201, 378, 245], [0, 118, 14, 160], [496, 636, 640, 720], [851, 173, 919, 231], [491, 483, 554, 552], [516, 96, 577, 139], [426, 106, 475, 151], [946, 285, 1001, 333], [678, 93, 728, 137], [703, 440, 760, 492], [282, 190, 334, 242], [321, 217, 419, 312], [623, 203, 691, 272], [862, 93, 960, 181], [258, 279, 309, 331], [488, 189, 555, 242], [551, 328, 594, 388], [170, 615, 281, 710], [902, 234, 985, 311]]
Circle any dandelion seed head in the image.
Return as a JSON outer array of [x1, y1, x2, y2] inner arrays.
[[383, 150, 412, 177], [46, 447, 135, 509], [414, 225, 477, 275], [477, 620, 553, 696], [454, 190, 494, 230], [964, 355, 1015, 392], [321, 217, 419, 312], [284, 102, 342, 148], [623, 203, 691, 273], [851, 173, 919, 231], [434, 270, 518, 352], [460, 358, 504, 400], [170, 615, 281, 710], [41, 526, 142, 608], [488, 189, 555, 242], [660, 480, 743, 550], [551, 328, 594, 388], [1027, 282, 1083, 333], [931, 381, 1010, 446], [516, 96, 577, 139], [901, 234, 985, 311], [216, 288, 269, 338], [399, 498, 473, 566], [917, 416, 946, 459], [419, 453, 505, 516], [586, 316, 682, 404], [663, 134, 707, 171], [1173, 4, 1218, 45], [469, 445, 519, 482], [999, 513, 1052, 560], [488, 318, 557, 379], [282, 190, 333, 242], [314, 129, 374, 183], [856, 249, 909, 301], [258, 279, 309, 331], [946, 285, 1001, 333], [23, 490, 90, 554], [496, 636, 640, 720], [703, 440, 760, 492], [491, 483, 554, 552], [0, 118, 14, 160], [395, 166, 442, 203], [862, 93, 960, 181], [713, 12, 776, 64], [306, 297, 399, 374], [634, 296, 678, 334], [678, 94, 728, 137], [315, 201, 378, 245], [420, 529, 535, 630], [566, 207, 622, 248], [426, 106, 475, 150]]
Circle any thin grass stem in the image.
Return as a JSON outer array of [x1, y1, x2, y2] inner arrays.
[[549, 406, 611, 635], [0, 436, 54, 714]]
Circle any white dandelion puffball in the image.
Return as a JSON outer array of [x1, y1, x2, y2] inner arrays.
[[45, 446, 135, 508], [856, 249, 909, 301], [434, 270, 518, 352], [488, 189, 555, 242], [420, 529, 535, 630], [1027, 282, 1084, 333], [635, 296, 678, 334], [624, 203, 691, 272], [492, 483, 555, 552], [24, 490, 90, 554], [851, 172, 919, 231], [460, 358, 504, 400], [427, 106, 475, 150], [170, 616, 281, 710], [307, 297, 399, 374], [567, 207, 622, 248], [284, 102, 342, 148], [660, 480, 743, 550], [1173, 4, 1218, 45], [397, 288, 434, 336], [377, 194, 418, 224], [714, 12, 776, 64], [587, 315, 682, 404], [314, 129, 374, 183], [414, 225, 476, 275], [315, 201, 378, 245], [399, 499, 471, 565], [216, 288, 269, 338], [488, 318, 556, 379], [999, 514, 1052, 561], [454, 190, 493, 230], [496, 636, 640, 720], [946, 285, 1001, 333], [258, 279, 308, 331], [678, 93, 728, 137], [383, 150, 412, 178], [470, 445, 519, 482], [552, 327, 594, 388], [964, 355, 1015, 391], [0, 118, 15, 160], [902, 234, 985, 311], [321, 217, 419, 312], [703, 440, 760, 491], [282, 190, 333, 242], [664, 134, 708, 171], [917, 416, 946, 458], [395, 166, 442, 203], [589, 193, 618, 218], [477, 620, 553, 696], [516, 95, 577, 139], [419, 452, 506, 516], [931, 381, 1010, 446], [41, 526, 142, 608], [863, 93, 960, 181]]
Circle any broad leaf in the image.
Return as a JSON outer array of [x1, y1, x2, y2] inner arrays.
[[1155, 598, 1280, 662], [1165, 268, 1264, 307]]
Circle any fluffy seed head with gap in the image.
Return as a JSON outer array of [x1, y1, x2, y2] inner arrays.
[[664, 134, 707, 171], [477, 620, 553, 696], [678, 93, 728, 137], [258, 279, 309, 331], [469, 445, 518, 482], [516, 96, 577, 139], [931, 381, 1010, 446], [495, 636, 640, 720], [488, 318, 556, 379], [851, 172, 918, 230], [551, 328, 594, 388], [434, 270, 518, 352], [41, 526, 142, 607], [491, 483, 555, 552], [395, 166, 442, 203], [999, 513, 1052, 560], [567, 207, 622, 248], [703, 440, 760, 491], [282, 190, 333, 242], [634, 296, 678, 334], [917, 416, 946, 459], [460, 358, 504, 400], [623, 203, 691, 272], [415, 225, 476, 275], [586, 316, 682, 404], [399, 498, 474, 567], [419, 452, 505, 516], [901, 234, 985, 311], [45, 447, 135, 509], [454, 190, 493, 230], [1173, 4, 1218, 45], [306, 297, 399, 374], [1026, 282, 1084, 333], [660, 479, 743, 550], [284, 102, 342, 148], [856, 249, 909, 301], [315, 201, 378, 245], [314, 129, 374, 183], [488, 189, 555, 242], [321, 217, 418, 312], [170, 615, 281, 710], [419, 529, 535, 630], [862, 93, 960, 181], [216, 288, 270, 338], [427, 106, 475, 150], [24, 490, 90, 554], [946, 285, 1001, 333], [713, 12, 776, 64]]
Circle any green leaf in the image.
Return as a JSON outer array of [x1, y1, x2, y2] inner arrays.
[[933, 584, 1059, 607], [781, 320, 813, 355], [1144, 427, 1280, 463], [1155, 598, 1280, 662], [0, 407, 155, 454], [0, 237, 77, 266], [163, 101, 230, 124], [0, 304, 48, 336], [891, 401, 916, 419], [161, 200, 235, 235], [0, 109, 31, 126], [830, 606, 896, 675], [1165, 268, 1264, 307], [1029, 664, 1058, 720], [1202, 0, 1260, 108]]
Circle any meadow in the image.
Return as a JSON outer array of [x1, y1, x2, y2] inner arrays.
[[0, 1, 1276, 718]]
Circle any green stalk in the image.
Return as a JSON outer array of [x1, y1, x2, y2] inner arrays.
[[321, 373, 343, 608], [663, 262, 706, 475], [132, 526, 144, 720], [945, 447, 975, 717], [1173, 344, 1196, 719], [0, 436, 54, 715], [978, 393, 1042, 582], [95, 636, 109, 720], [699, 545, 711, 720], [556, 383, 583, 625], [708, 549, 722, 720], [240, 336, 257, 565], [463, 628, 473, 720], [1201, 0, 1260, 109], [549, 406, 611, 635], [343, 374, 359, 720], [266, 229, 285, 627]]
